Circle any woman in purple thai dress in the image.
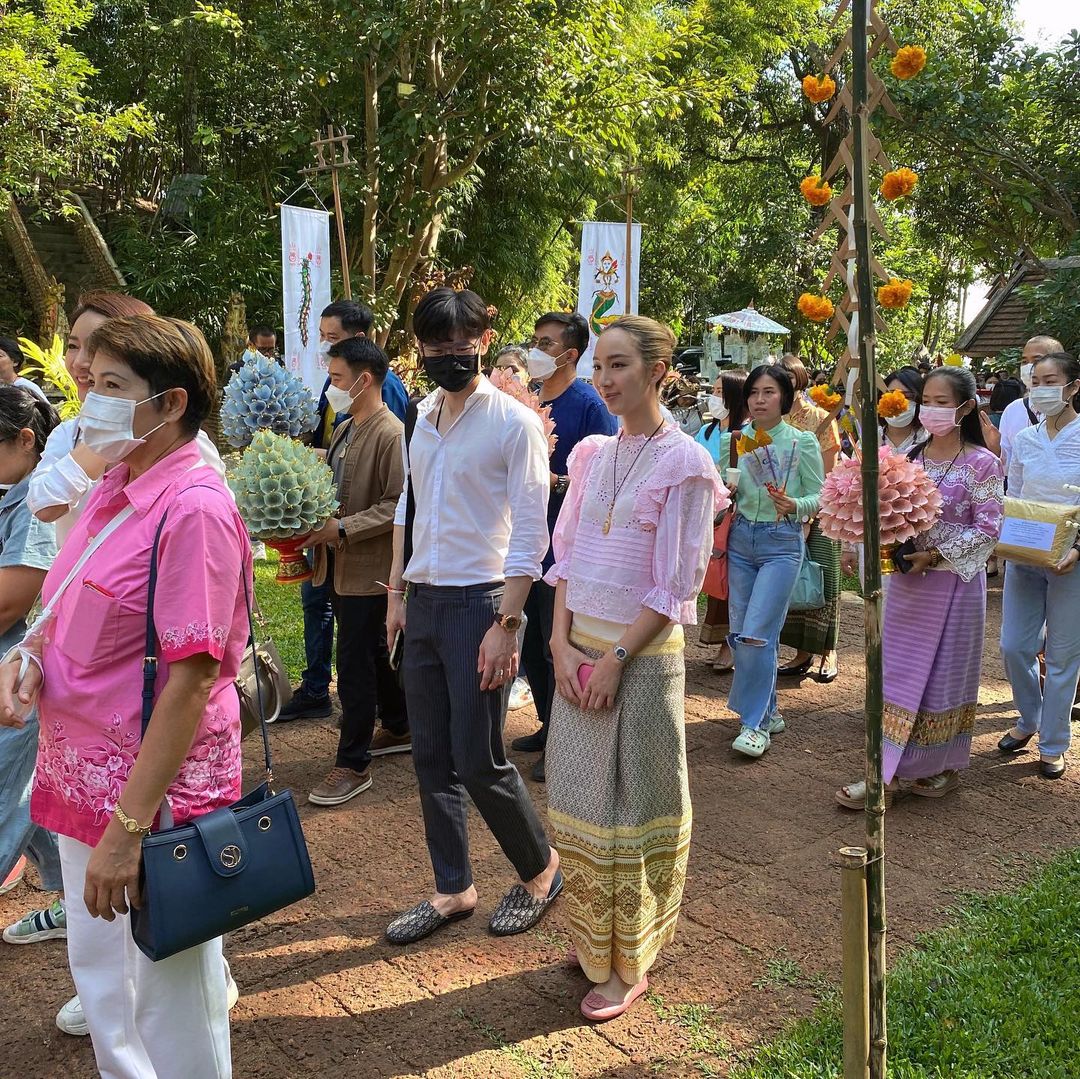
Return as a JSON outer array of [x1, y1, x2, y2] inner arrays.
[[836, 367, 1004, 808]]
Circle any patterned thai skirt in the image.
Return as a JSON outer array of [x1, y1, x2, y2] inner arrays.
[[881, 567, 985, 783], [546, 616, 692, 985]]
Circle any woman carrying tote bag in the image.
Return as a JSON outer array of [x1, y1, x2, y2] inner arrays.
[[0, 315, 251, 1078]]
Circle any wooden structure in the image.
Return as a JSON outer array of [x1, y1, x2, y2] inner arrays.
[[956, 253, 1080, 359], [301, 125, 355, 299]]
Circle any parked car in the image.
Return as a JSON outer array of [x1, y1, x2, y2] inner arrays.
[[674, 346, 703, 375]]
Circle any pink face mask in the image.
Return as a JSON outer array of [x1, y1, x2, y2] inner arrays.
[[919, 404, 961, 436]]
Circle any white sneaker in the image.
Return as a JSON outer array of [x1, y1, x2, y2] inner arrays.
[[56, 994, 89, 1037], [508, 678, 533, 711], [224, 957, 239, 1010]]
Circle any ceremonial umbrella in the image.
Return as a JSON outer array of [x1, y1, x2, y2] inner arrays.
[[707, 303, 789, 336]]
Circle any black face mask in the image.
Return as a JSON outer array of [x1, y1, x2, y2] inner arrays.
[[423, 353, 480, 392]]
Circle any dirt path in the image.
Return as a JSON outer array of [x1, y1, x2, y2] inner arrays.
[[3, 581, 1078, 1078]]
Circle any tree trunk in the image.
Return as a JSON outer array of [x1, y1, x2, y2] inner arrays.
[[852, 3, 887, 1077]]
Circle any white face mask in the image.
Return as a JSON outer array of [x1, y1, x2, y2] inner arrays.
[[707, 395, 728, 421], [1020, 362, 1034, 388], [884, 402, 918, 428], [1029, 385, 1073, 418], [325, 375, 365, 414], [318, 340, 332, 356], [79, 390, 169, 463], [526, 347, 569, 382]]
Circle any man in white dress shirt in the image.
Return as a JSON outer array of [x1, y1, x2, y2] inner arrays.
[[383, 288, 562, 944], [998, 335, 1064, 469]]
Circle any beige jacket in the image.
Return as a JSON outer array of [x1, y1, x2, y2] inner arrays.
[[312, 405, 405, 596]]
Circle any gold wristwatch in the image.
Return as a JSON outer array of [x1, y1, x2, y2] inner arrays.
[[114, 803, 152, 837]]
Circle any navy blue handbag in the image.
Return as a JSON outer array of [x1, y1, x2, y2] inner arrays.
[[129, 512, 315, 961]]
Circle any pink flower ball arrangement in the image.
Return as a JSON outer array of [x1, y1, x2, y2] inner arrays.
[[488, 366, 558, 456], [818, 448, 943, 545]]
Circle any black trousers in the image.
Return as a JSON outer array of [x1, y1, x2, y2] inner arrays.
[[331, 590, 408, 773], [403, 583, 550, 894], [520, 579, 556, 741]]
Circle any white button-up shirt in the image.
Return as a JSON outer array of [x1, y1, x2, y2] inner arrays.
[[1008, 416, 1080, 505], [999, 396, 1037, 469], [395, 376, 550, 586]]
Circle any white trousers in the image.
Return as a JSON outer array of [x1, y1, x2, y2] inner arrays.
[[59, 835, 232, 1079]]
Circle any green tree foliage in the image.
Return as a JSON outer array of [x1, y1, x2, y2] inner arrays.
[[0, 0, 150, 197], [18, 0, 1076, 368]]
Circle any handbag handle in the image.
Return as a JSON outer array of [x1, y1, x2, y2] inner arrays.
[[142, 507, 274, 786]]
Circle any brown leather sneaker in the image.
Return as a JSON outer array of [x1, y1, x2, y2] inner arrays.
[[308, 767, 372, 806], [369, 729, 412, 757]]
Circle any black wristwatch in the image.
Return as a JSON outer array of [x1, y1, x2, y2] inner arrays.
[[337, 520, 346, 540], [553, 475, 570, 496]]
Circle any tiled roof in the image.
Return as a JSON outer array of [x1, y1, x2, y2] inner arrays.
[[956, 262, 1050, 358]]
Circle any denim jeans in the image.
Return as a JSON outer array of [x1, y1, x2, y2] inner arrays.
[[1000, 560, 1080, 757], [0, 711, 63, 890], [300, 569, 334, 697], [727, 516, 805, 730]]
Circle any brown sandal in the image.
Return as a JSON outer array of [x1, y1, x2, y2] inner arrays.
[[908, 771, 960, 799]]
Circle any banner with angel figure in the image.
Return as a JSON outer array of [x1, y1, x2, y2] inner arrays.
[[281, 204, 332, 396], [575, 221, 642, 377]]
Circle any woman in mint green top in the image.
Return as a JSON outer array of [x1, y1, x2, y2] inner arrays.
[[725, 365, 824, 760]]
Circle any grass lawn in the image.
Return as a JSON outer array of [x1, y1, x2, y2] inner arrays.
[[254, 554, 307, 683], [731, 849, 1080, 1079]]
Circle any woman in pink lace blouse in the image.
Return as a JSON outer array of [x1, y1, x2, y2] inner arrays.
[[0, 315, 250, 1078], [545, 316, 725, 1022]]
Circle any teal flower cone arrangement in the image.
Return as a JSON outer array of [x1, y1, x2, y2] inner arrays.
[[221, 355, 318, 448]]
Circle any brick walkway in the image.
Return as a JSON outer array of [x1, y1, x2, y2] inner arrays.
[[2, 581, 1078, 1077]]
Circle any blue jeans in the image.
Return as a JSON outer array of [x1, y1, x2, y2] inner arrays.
[[727, 516, 804, 730], [0, 711, 63, 891], [1001, 560, 1080, 757], [300, 569, 334, 697]]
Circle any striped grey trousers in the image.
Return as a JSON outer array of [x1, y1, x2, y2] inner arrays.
[[403, 582, 550, 893]]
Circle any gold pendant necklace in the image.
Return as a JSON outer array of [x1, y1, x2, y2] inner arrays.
[[603, 418, 665, 535]]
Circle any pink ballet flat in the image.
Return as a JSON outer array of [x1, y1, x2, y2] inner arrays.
[[580, 976, 649, 1022]]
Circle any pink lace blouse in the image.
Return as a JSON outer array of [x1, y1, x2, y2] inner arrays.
[[30, 442, 252, 847], [545, 425, 727, 625]]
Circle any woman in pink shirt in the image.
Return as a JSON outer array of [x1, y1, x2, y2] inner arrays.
[[545, 316, 724, 1022], [0, 314, 251, 1079]]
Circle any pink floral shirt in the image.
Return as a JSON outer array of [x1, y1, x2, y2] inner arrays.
[[545, 426, 726, 625], [31, 441, 252, 847]]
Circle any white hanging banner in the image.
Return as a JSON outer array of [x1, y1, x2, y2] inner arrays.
[[281, 204, 332, 396], [576, 221, 642, 377]]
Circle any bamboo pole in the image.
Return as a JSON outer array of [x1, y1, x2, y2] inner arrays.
[[851, 2, 887, 1075], [330, 162, 352, 300], [840, 846, 870, 1079]]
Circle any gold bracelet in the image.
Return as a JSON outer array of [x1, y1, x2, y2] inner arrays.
[[114, 803, 153, 837]]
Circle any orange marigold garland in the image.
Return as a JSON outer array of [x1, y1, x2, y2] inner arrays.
[[797, 293, 835, 322], [802, 74, 836, 103], [891, 45, 927, 80], [877, 389, 910, 419], [800, 175, 833, 207], [880, 167, 918, 200], [809, 384, 843, 410], [877, 278, 914, 309]]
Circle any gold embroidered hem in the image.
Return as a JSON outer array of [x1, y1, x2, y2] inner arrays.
[[883, 700, 976, 749], [547, 636, 691, 986], [549, 808, 692, 985]]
